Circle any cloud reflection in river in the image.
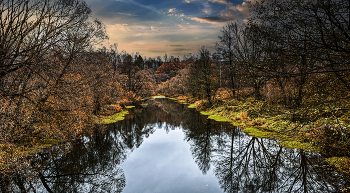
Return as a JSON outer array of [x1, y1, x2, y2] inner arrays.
[[122, 124, 221, 193]]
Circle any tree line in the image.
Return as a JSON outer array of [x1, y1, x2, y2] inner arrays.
[[160, 0, 350, 124]]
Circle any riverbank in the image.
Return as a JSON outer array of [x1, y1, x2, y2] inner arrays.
[[0, 102, 136, 170], [165, 94, 350, 180]]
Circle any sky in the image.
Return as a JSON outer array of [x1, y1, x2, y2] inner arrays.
[[85, 0, 253, 59]]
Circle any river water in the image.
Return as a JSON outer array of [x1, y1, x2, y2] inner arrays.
[[1, 98, 348, 192]]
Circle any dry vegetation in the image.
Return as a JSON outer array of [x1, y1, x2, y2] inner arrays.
[[156, 0, 350, 179], [0, 0, 157, 172]]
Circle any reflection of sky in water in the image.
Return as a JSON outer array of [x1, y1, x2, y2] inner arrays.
[[7, 99, 345, 192], [122, 123, 221, 193]]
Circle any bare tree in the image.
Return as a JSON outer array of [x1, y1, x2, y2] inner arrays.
[[0, 0, 108, 146]]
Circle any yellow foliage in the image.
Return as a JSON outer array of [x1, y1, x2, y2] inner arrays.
[[251, 118, 266, 126], [235, 111, 251, 121], [325, 157, 350, 175], [177, 96, 188, 100]]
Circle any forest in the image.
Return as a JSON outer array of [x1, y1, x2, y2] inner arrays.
[[1, 0, 350, 180]]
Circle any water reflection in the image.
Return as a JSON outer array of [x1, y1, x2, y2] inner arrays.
[[0, 98, 347, 192], [156, 99, 346, 192], [30, 128, 127, 193]]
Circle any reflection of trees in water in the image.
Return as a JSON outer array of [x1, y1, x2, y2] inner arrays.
[[213, 131, 286, 193], [0, 103, 160, 192], [156, 99, 219, 174], [0, 99, 346, 192], [155, 99, 345, 193], [202, 128, 343, 193], [26, 124, 130, 193], [184, 118, 215, 174]]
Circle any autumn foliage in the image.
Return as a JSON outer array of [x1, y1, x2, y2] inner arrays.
[[0, 0, 126, 169], [156, 59, 186, 76]]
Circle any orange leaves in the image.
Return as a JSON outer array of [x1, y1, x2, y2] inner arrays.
[[156, 59, 184, 75], [235, 111, 251, 122], [63, 73, 82, 83]]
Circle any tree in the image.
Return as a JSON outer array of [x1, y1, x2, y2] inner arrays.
[[118, 54, 140, 92], [217, 22, 267, 99], [134, 55, 144, 70], [133, 69, 157, 97], [216, 23, 238, 97], [0, 0, 107, 88], [188, 47, 219, 104], [0, 0, 108, 146], [156, 58, 184, 78], [160, 68, 190, 96], [163, 53, 168, 62], [248, 0, 350, 106]]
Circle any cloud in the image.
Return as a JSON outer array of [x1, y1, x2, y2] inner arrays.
[[95, 0, 162, 24], [228, 1, 250, 13], [202, 9, 212, 14], [169, 44, 185, 47], [167, 8, 188, 19], [168, 8, 177, 13], [151, 26, 161, 32], [173, 48, 193, 52], [93, 0, 256, 57], [201, 2, 212, 14], [223, 2, 251, 22], [208, 0, 228, 4], [107, 23, 131, 32], [191, 16, 232, 24], [178, 24, 186, 30]]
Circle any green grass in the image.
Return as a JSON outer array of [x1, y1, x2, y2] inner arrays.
[[278, 141, 320, 151], [242, 127, 274, 138], [326, 157, 345, 166], [152, 95, 166, 98], [99, 111, 129, 124], [208, 115, 231, 122], [188, 104, 196, 108], [325, 156, 350, 175], [0, 137, 62, 162], [200, 111, 211, 115]]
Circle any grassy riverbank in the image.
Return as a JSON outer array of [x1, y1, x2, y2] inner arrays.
[[0, 104, 133, 169], [166, 94, 350, 178]]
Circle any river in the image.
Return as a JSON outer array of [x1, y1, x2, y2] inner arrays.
[[0, 98, 347, 192]]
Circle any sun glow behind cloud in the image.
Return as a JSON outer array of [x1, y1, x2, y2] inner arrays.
[[85, 0, 252, 58]]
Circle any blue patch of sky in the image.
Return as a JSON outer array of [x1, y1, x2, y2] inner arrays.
[[90, 0, 247, 24], [133, 0, 181, 7], [174, 3, 203, 16], [96, 1, 162, 23]]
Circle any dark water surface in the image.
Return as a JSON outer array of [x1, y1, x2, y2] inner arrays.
[[1, 99, 348, 192]]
